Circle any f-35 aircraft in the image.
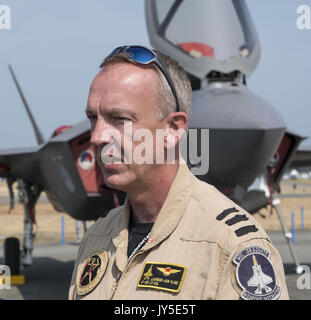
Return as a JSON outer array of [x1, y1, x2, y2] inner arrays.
[[1, 0, 310, 274]]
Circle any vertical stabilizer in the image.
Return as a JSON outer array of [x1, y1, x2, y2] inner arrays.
[[8, 65, 45, 145]]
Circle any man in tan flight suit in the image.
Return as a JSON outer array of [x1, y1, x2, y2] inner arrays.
[[69, 46, 289, 300]]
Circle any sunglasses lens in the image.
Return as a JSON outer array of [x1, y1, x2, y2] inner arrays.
[[126, 47, 155, 64], [107, 46, 123, 58]]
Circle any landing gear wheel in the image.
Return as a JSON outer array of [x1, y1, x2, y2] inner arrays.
[[4, 237, 21, 275]]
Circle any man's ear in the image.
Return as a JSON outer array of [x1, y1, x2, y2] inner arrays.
[[168, 112, 188, 132], [165, 112, 188, 150]]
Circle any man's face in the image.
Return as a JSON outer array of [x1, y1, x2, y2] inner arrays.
[[86, 63, 167, 192]]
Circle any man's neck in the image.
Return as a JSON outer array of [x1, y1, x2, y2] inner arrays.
[[128, 164, 179, 223]]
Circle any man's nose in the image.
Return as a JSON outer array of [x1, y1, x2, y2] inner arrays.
[[90, 117, 113, 146]]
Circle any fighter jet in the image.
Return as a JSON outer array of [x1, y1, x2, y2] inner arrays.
[[247, 255, 272, 295], [145, 0, 306, 213]]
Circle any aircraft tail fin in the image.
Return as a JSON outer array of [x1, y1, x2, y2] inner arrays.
[[8, 64, 45, 145]]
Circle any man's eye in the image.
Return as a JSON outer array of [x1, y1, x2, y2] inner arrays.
[[87, 114, 97, 121], [116, 117, 131, 123]]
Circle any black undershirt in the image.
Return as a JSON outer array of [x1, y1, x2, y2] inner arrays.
[[127, 214, 154, 258]]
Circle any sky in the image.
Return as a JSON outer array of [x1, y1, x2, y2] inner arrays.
[[0, 0, 311, 149]]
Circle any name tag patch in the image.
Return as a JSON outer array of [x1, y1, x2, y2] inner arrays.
[[137, 262, 186, 293]]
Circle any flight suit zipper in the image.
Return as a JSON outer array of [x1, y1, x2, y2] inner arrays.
[[110, 232, 152, 299], [110, 271, 122, 298], [110, 249, 144, 299]]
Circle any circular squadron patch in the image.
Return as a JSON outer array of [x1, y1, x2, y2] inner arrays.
[[76, 250, 108, 296], [233, 246, 281, 300]]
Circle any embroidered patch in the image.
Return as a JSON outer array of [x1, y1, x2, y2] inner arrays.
[[233, 246, 281, 300], [137, 262, 186, 293], [76, 250, 108, 296]]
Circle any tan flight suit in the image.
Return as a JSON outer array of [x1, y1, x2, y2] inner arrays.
[[68, 163, 289, 300]]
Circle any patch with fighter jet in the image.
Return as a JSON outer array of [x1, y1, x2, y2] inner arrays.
[[76, 250, 108, 295], [137, 262, 186, 293], [233, 246, 281, 300]]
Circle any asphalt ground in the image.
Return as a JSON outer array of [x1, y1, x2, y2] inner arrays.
[[0, 230, 310, 300], [268, 230, 311, 300]]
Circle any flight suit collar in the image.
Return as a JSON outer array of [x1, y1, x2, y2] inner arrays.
[[143, 162, 193, 251], [111, 161, 193, 272], [111, 198, 131, 273]]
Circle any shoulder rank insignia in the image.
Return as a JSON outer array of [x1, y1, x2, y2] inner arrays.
[[233, 246, 281, 300], [137, 262, 186, 293], [76, 250, 108, 296], [216, 207, 259, 237]]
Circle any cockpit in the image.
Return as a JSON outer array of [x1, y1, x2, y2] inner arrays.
[[146, 0, 260, 80]]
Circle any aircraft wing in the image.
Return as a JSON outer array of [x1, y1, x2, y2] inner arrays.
[[247, 272, 272, 288], [0, 146, 42, 182], [247, 275, 258, 287], [0, 120, 90, 188], [261, 273, 273, 285]]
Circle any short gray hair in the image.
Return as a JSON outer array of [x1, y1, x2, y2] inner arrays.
[[100, 48, 192, 120]]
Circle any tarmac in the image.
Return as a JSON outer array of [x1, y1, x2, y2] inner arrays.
[[0, 230, 310, 300]]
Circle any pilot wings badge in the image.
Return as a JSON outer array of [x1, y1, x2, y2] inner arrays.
[[233, 246, 281, 300], [156, 267, 181, 277]]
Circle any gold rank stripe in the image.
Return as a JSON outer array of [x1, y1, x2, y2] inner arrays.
[[137, 262, 186, 293]]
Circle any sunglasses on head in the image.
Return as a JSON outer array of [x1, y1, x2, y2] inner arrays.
[[105, 45, 180, 112]]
